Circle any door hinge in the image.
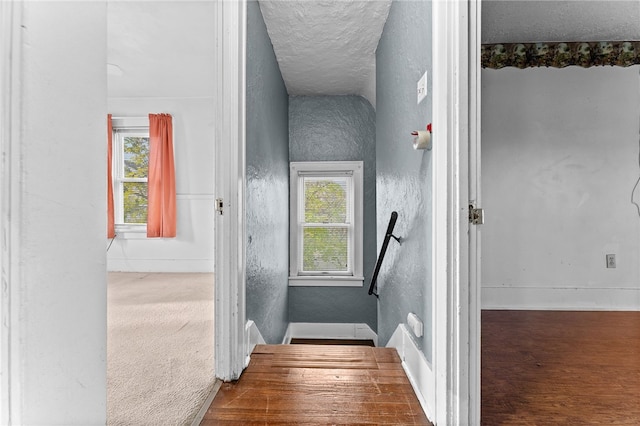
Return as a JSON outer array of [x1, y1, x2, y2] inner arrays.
[[469, 204, 484, 225], [216, 198, 224, 215]]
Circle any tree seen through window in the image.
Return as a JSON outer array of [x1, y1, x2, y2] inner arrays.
[[123, 136, 149, 224], [302, 178, 350, 272]]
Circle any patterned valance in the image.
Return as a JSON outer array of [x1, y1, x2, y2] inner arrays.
[[482, 41, 640, 69]]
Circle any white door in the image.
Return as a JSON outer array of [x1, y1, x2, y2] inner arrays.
[[213, 0, 248, 382]]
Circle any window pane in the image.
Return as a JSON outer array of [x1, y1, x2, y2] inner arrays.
[[302, 227, 348, 272], [124, 137, 149, 178], [304, 177, 348, 223], [123, 182, 148, 224]]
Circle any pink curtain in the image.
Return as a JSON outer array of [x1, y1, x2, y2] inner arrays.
[[147, 114, 176, 237], [107, 114, 115, 238]]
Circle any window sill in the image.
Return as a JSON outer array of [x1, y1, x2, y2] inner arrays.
[[288, 276, 364, 287], [114, 224, 147, 239]]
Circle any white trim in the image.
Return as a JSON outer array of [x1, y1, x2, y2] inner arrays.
[[0, 2, 22, 423], [282, 322, 378, 346], [387, 324, 435, 423], [482, 286, 640, 311], [111, 126, 150, 226], [432, 0, 475, 424], [245, 320, 265, 364], [431, 0, 451, 423], [175, 193, 215, 201], [288, 276, 363, 287], [468, 0, 483, 424], [289, 161, 364, 286], [113, 224, 146, 236], [213, 0, 248, 381], [107, 258, 214, 273], [110, 116, 148, 128], [282, 324, 292, 344]]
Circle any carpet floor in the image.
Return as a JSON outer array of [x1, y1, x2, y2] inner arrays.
[[107, 272, 215, 426]]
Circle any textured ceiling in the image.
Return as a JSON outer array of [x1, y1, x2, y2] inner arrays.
[[259, 0, 391, 106]]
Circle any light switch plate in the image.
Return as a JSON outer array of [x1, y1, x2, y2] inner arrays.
[[417, 71, 427, 104]]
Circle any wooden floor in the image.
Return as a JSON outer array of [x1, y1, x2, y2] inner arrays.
[[482, 310, 640, 425], [201, 344, 432, 425]]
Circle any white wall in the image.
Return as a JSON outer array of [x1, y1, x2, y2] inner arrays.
[[1, 2, 108, 423], [482, 66, 640, 310], [106, 1, 215, 273], [106, 97, 215, 272]]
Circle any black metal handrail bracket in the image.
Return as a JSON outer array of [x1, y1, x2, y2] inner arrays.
[[368, 211, 401, 298]]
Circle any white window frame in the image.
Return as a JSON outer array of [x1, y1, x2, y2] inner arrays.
[[289, 161, 364, 287], [111, 116, 149, 235]]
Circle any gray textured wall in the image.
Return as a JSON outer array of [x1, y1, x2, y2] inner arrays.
[[288, 95, 377, 332], [375, 1, 432, 358], [245, 0, 290, 344]]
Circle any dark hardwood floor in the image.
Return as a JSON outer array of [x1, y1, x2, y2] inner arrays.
[[200, 311, 639, 424], [482, 310, 640, 425], [201, 344, 432, 425]]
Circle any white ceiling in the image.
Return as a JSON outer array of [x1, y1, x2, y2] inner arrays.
[[482, 0, 640, 44], [107, 1, 640, 101], [107, 1, 215, 99]]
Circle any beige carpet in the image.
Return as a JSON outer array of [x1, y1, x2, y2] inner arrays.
[[107, 272, 215, 426]]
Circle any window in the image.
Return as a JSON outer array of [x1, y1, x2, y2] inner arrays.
[[289, 161, 364, 287], [111, 117, 149, 232]]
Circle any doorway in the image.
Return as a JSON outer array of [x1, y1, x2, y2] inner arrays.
[[479, 41, 640, 425], [215, 0, 478, 423], [106, 2, 217, 423]]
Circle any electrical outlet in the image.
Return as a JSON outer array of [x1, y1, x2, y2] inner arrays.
[[606, 254, 616, 268], [407, 312, 423, 337]]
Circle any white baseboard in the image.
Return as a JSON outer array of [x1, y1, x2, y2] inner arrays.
[[482, 286, 640, 310], [245, 320, 266, 365], [387, 324, 434, 423], [107, 258, 214, 273], [282, 322, 378, 346]]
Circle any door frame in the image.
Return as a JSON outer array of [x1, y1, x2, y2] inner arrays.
[[432, 0, 480, 424], [468, 0, 482, 423], [213, 0, 248, 381], [0, 1, 23, 422], [213, 0, 483, 422]]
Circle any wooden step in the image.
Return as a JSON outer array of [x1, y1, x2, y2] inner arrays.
[[201, 344, 432, 425]]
